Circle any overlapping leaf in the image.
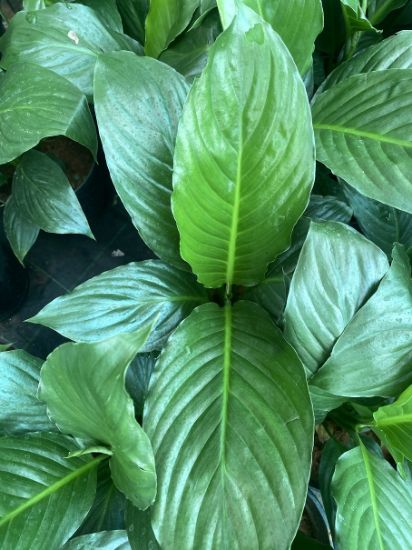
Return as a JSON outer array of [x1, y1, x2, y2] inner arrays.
[[30, 260, 208, 349], [3, 197, 40, 262], [94, 52, 189, 267], [116, 0, 147, 43], [340, 0, 376, 32], [39, 329, 157, 509], [172, 9, 315, 287], [368, 0, 408, 24], [144, 301, 313, 549]]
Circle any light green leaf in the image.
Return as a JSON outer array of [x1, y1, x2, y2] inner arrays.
[[12, 150, 92, 238], [344, 184, 412, 256], [160, 10, 221, 82], [30, 260, 208, 349], [217, 0, 324, 73], [312, 245, 412, 399], [0, 4, 142, 98], [116, 0, 147, 44], [284, 221, 388, 377], [368, 0, 408, 24], [144, 301, 314, 549], [64, 530, 130, 549], [332, 443, 412, 549], [172, 10, 315, 288], [373, 384, 412, 465], [0, 349, 55, 434], [0, 432, 99, 549], [312, 69, 412, 214], [39, 329, 157, 509], [4, 196, 40, 263], [145, 0, 200, 58], [126, 505, 160, 550], [0, 62, 97, 165], [94, 52, 189, 267]]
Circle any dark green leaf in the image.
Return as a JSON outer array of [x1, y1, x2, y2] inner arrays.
[[80, 0, 123, 32], [116, 0, 147, 43], [368, 0, 408, 24], [4, 196, 40, 262], [242, 264, 287, 325], [126, 353, 156, 419], [39, 329, 157, 509], [0, 63, 97, 165], [30, 260, 208, 349], [0, 349, 55, 434], [94, 52, 189, 267], [172, 9, 315, 288], [144, 301, 314, 549], [319, 438, 347, 531], [64, 530, 130, 549], [0, 433, 99, 548], [12, 150, 92, 238], [126, 505, 159, 550]]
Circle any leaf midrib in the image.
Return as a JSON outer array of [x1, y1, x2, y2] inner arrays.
[[0, 455, 104, 527], [314, 123, 412, 149], [360, 443, 385, 550]]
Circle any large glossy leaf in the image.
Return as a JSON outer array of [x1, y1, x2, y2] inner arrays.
[[312, 69, 412, 214], [116, 0, 147, 43], [0, 4, 141, 98], [0, 63, 97, 165], [30, 260, 208, 349], [64, 530, 130, 549], [0, 349, 55, 434], [3, 196, 40, 262], [284, 221, 388, 376], [311, 245, 412, 399], [94, 52, 189, 267], [344, 184, 412, 256], [172, 10, 315, 288], [144, 301, 314, 549], [145, 0, 200, 57], [160, 10, 221, 82], [373, 384, 412, 465], [39, 329, 157, 509], [0, 432, 99, 549], [332, 443, 412, 549], [12, 150, 92, 237], [217, 0, 324, 73]]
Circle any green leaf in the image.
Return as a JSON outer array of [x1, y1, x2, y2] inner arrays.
[[30, 260, 208, 349], [368, 0, 408, 24], [340, 0, 377, 32], [292, 531, 332, 549], [344, 184, 412, 256], [0, 4, 142, 98], [126, 505, 160, 550], [145, 0, 200, 57], [39, 329, 157, 509], [332, 443, 412, 549], [126, 353, 156, 419], [311, 245, 412, 399], [284, 221, 388, 377], [0, 349, 55, 434], [0, 62, 97, 165], [312, 69, 412, 214], [64, 530, 130, 549], [4, 196, 40, 262], [242, 264, 287, 325], [94, 52, 189, 267], [319, 438, 347, 530], [80, 0, 124, 32], [217, 0, 324, 73], [12, 150, 93, 238], [0, 432, 99, 549], [160, 10, 221, 82], [144, 301, 314, 549], [116, 0, 148, 44], [172, 10, 315, 288], [373, 384, 412, 465]]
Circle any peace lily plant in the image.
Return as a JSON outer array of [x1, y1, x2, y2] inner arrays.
[[1, 0, 412, 549]]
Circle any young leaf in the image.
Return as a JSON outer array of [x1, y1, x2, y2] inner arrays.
[[311, 245, 412, 399], [116, 0, 148, 44], [63, 530, 130, 549], [144, 0, 200, 58], [284, 221, 388, 376], [30, 260, 208, 349], [340, 0, 377, 32], [94, 52, 189, 268], [3, 196, 40, 263], [0, 4, 142, 98], [39, 329, 157, 509], [217, 0, 324, 74], [312, 69, 412, 214], [0, 63, 97, 165], [332, 443, 412, 549], [373, 384, 412, 465], [144, 302, 314, 549], [0, 349, 56, 434], [172, 9, 315, 288], [0, 433, 99, 548], [12, 150, 93, 238]]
